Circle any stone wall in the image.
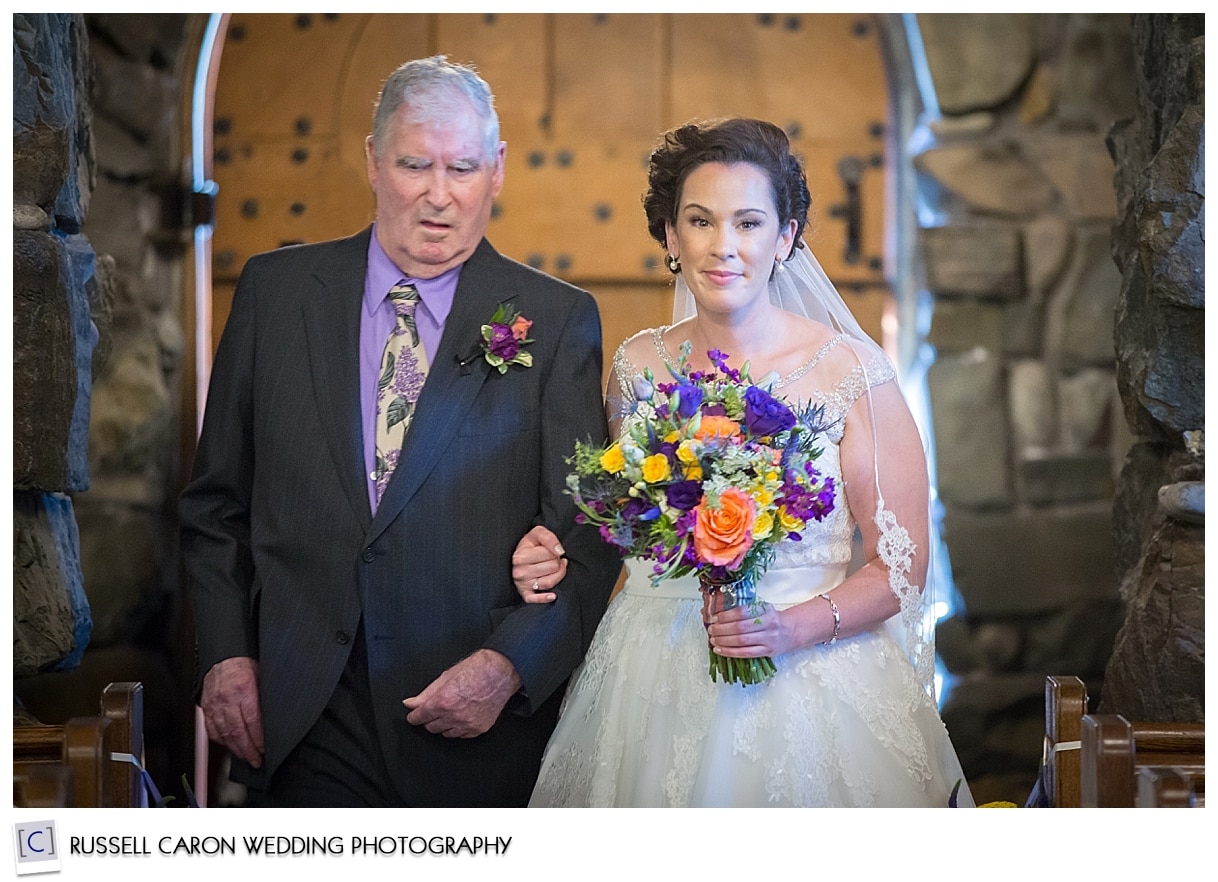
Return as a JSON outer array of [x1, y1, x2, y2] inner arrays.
[[913, 13, 1139, 804], [1100, 13, 1204, 723], [12, 12, 196, 798], [13, 13, 100, 683]]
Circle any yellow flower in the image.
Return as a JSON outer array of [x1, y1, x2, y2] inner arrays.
[[752, 483, 775, 508], [600, 444, 626, 474], [677, 441, 702, 481], [642, 453, 671, 483], [664, 431, 681, 444], [978, 801, 1019, 808], [778, 506, 804, 533], [752, 510, 774, 540]]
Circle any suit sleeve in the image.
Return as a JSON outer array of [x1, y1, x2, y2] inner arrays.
[[481, 290, 622, 713], [178, 261, 261, 696]]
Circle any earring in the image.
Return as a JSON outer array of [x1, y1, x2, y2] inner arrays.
[[774, 258, 786, 274], [667, 254, 681, 274]]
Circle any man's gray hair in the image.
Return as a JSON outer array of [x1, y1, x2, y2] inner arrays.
[[370, 55, 500, 160]]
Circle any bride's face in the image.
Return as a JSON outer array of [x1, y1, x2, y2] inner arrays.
[[665, 161, 796, 319]]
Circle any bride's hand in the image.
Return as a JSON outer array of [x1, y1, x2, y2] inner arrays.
[[706, 603, 799, 658], [511, 525, 567, 604]]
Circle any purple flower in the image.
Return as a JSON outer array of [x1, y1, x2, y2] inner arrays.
[[744, 385, 796, 437], [655, 440, 680, 470], [813, 477, 837, 519], [487, 324, 520, 360], [674, 509, 697, 536], [674, 383, 703, 418], [632, 375, 655, 401], [650, 543, 678, 565], [621, 497, 648, 520], [781, 470, 836, 523], [707, 349, 741, 383], [666, 480, 703, 511], [621, 497, 661, 523]]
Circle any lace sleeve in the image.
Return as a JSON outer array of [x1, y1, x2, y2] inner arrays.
[[836, 352, 897, 410], [610, 340, 637, 408], [606, 339, 642, 437], [816, 350, 897, 443]]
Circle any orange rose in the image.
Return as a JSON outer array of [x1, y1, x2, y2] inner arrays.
[[693, 487, 756, 568], [510, 315, 533, 341], [693, 415, 742, 442]]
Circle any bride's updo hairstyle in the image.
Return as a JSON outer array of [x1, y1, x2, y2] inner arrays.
[[643, 118, 812, 271]]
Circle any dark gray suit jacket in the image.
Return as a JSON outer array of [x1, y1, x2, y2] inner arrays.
[[180, 229, 621, 806]]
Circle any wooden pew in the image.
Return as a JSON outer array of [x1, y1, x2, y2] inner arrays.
[[12, 761, 73, 808], [14, 717, 113, 807], [1079, 713, 1205, 808], [1136, 765, 1205, 808], [12, 681, 146, 808], [102, 682, 146, 807], [1044, 675, 1089, 807]]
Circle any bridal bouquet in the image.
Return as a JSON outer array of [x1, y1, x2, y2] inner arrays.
[[567, 342, 836, 686]]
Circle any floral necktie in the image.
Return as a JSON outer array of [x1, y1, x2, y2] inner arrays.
[[373, 281, 429, 503]]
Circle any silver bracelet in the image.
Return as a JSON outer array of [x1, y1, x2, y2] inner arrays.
[[820, 593, 840, 645]]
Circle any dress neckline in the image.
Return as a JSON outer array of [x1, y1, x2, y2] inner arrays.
[[650, 326, 848, 390]]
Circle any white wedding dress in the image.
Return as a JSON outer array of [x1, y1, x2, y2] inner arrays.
[[529, 332, 973, 807]]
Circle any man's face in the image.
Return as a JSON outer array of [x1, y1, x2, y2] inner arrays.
[[366, 94, 505, 279]]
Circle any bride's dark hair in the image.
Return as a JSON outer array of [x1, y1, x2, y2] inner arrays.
[[642, 118, 811, 261]]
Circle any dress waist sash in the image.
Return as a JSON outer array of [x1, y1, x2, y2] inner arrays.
[[623, 560, 848, 605]]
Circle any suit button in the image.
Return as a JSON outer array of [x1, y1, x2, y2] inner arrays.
[[336, 630, 350, 644], [362, 548, 375, 563]]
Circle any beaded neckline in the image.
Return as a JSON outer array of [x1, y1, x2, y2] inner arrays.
[[650, 326, 848, 390]]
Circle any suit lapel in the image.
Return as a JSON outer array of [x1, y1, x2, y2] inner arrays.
[[369, 239, 503, 542], [302, 230, 374, 532]]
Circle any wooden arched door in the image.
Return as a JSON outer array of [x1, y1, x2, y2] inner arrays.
[[208, 13, 893, 377]]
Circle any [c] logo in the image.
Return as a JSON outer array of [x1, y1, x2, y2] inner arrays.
[[12, 820, 61, 876]]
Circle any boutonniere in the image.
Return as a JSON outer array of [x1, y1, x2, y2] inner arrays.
[[477, 302, 534, 374]]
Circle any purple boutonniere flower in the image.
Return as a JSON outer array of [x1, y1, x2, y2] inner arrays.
[[479, 303, 534, 374]]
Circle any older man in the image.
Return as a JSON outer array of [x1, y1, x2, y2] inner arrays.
[[180, 56, 620, 807]]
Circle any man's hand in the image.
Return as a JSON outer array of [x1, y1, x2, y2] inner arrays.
[[402, 649, 522, 738], [201, 656, 265, 767]]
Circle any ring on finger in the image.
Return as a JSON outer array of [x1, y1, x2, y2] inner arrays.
[[532, 580, 540, 592]]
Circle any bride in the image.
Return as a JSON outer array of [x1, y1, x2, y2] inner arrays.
[[512, 118, 973, 807]]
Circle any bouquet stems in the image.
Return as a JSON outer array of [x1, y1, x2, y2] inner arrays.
[[707, 649, 777, 686], [699, 572, 778, 686]]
